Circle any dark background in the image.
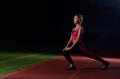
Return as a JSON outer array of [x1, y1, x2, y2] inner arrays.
[[1, 0, 120, 57]]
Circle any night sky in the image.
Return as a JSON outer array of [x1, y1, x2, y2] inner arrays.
[[1, 0, 120, 55]]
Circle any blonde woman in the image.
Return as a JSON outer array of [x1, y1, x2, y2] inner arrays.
[[63, 14, 110, 70]]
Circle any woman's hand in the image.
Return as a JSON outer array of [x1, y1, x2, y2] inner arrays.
[[63, 47, 72, 52]]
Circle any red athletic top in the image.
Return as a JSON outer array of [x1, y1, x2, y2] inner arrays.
[[71, 27, 83, 41]]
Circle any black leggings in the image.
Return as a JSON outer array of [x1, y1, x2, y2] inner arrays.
[[63, 43, 106, 65]]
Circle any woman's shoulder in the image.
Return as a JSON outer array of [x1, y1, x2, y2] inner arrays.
[[79, 25, 83, 29], [72, 27, 75, 31]]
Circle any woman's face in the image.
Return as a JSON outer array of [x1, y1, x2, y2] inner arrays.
[[73, 16, 80, 24]]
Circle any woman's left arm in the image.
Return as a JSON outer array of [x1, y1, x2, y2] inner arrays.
[[70, 27, 81, 49]]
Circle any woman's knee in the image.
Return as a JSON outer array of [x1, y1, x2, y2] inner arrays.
[[62, 50, 70, 56]]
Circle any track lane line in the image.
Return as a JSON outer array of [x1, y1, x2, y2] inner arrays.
[[69, 60, 94, 79], [0, 54, 37, 64]]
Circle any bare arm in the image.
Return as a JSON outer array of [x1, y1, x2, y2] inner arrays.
[[63, 34, 72, 51], [70, 27, 81, 49], [65, 36, 72, 48]]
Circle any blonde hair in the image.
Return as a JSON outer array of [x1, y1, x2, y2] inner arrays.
[[75, 14, 83, 24]]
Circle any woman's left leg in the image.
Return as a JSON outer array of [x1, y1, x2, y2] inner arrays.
[[79, 43, 110, 70]]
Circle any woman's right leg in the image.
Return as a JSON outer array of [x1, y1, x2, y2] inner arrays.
[[63, 50, 74, 65], [63, 50, 77, 70]]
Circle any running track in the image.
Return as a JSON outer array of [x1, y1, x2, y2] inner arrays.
[[1, 56, 120, 79]]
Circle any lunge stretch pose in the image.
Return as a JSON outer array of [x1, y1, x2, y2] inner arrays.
[[63, 14, 110, 70]]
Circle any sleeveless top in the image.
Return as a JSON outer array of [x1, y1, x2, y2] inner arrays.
[[71, 27, 84, 42]]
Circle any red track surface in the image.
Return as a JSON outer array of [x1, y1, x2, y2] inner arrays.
[[1, 56, 120, 79]]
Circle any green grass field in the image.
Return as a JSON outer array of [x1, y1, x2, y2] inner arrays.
[[0, 51, 59, 76]]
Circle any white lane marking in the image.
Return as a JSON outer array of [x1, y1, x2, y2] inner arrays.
[[0, 54, 37, 64], [69, 61, 93, 79]]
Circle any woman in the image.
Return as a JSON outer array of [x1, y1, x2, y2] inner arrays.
[[63, 14, 110, 70]]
